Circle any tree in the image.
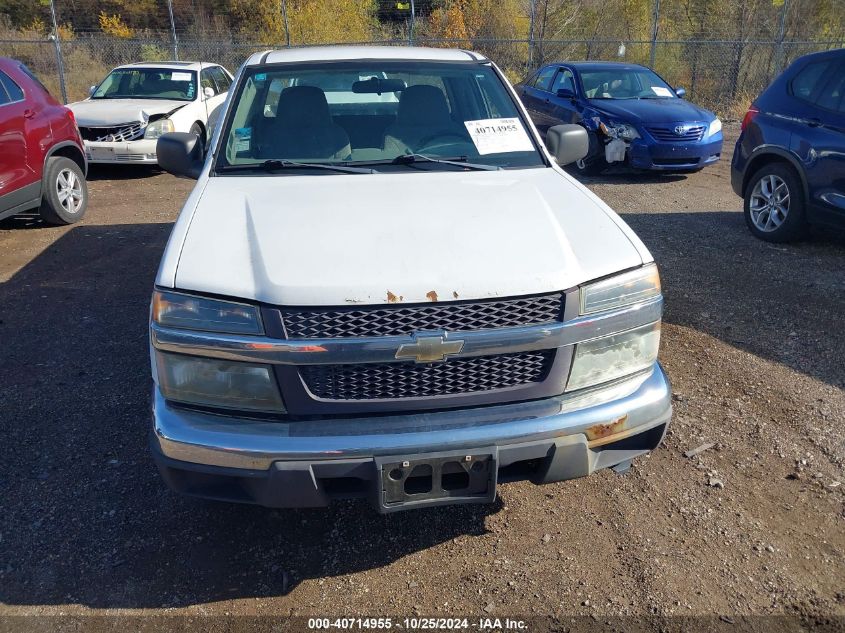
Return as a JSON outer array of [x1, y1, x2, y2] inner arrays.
[[226, 0, 375, 44], [526, 0, 579, 65], [98, 12, 133, 38]]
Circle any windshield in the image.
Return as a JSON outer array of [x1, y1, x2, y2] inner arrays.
[[580, 68, 676, 100], [92, 68, 197, 101], [217, 61, 545, 172]]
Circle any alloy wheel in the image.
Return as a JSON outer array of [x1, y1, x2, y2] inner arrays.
[[749, 174, 790, 232], [56, 168, 84, 214]]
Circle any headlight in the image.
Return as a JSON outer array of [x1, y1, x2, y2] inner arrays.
[[566, 322, 661, 392], [600, 121, 640, 140], [144, 118, 175, 139], [708, 118, 722, 137], [152, 290, 263, 334], [616, 123, 640, 140], [155, 351, 285, 412], [580, 264, 661, 315]]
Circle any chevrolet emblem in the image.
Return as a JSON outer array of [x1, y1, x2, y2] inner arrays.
[[395, 334, 465, 363]]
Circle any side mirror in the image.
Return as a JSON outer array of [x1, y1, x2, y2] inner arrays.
[[203, 86, 216, 99], [556, 88, 576, 100], [88, 85, 96, 97], [157, 132, 204, 179], [545, 124, 589, 166], [675, 87, 686, 98]]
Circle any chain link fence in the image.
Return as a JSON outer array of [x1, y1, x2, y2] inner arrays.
[[2, 0, 843, 117]]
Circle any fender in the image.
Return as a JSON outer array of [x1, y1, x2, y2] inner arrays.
[[43, 140, 88, 177], [743, 144, 808, 202], [580, 105, 605, 132]]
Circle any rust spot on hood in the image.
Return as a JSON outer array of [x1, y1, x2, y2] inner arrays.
[[387, 290, 399, 303], [426, 290, 438, 302], [585, 415, 628, 442]]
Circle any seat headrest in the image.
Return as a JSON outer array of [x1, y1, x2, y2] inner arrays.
[[397, 85, 451, 125], [275, 86, 332, 127], [143, 77, 167, 91]]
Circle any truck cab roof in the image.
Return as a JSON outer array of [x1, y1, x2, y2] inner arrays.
[[245, 46, 488, 67]]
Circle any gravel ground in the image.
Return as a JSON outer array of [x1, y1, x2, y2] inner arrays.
[[1, 124, 843, 630]]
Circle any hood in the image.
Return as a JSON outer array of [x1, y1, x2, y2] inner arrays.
[[589, 98, 714, 124], [170, 169, 646, 306], [68, 98, 188, 127]]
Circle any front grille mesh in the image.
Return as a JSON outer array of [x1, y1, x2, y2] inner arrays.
[[300, 351, 554, 400], [79, 123, 145, 143], [646, 125, 705, 142], [282, 293, 564, 339]]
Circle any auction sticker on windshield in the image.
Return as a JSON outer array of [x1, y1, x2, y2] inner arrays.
[[651, 86, 674, 97], [234, 127, 251, 153], [464, 118, 534, 155]]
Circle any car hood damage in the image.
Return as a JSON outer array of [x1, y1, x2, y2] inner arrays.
[[167, 169, 648, 306], [68, 99, 188, 127]]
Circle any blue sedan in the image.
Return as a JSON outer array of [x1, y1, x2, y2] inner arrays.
[[517, 61, 723, 175]]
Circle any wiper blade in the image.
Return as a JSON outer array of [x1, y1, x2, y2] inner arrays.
[[219, 159, 376, 175], [391, 153, 500, 171]]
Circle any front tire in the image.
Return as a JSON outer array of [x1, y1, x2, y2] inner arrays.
[[38, 156, 88, 225], [573, 155, 607, 176], [190, 122, 206, 157], [571, 129, 606, 176], [744, 163, 807, 243]]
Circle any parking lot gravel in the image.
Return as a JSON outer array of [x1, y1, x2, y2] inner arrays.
[[1, 125, 843, 630]]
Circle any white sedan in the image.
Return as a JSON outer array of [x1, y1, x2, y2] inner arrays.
[[69, 61, 232, 165]]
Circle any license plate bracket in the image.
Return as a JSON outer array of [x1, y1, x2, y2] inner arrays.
[[88, 145, 115, 161], [375, 447, 497, 513]]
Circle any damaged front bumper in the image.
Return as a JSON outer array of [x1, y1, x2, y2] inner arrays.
[[622, 135, 723, 171], [84, 139, 159, 164], [150, 363, 672, 510], [594, 121, 723, 171]]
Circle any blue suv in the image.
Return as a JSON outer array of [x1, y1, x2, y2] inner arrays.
[[731, 48, 845, 242], [517, 61, 722, 175]]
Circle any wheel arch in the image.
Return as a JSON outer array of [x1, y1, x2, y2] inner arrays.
[[742, 147, 807, 203], [191, 120, 207, 140], [45, 141, 87, 178]]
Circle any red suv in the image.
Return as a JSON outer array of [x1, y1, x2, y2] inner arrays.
[[0, 58, 88, 225]]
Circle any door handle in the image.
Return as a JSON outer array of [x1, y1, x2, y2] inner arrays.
[[807, 117, 822, 128], [23, 109, 35, 119]]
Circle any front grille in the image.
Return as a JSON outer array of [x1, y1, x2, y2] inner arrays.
[[79, 122, 145, 143], [646, 125, 705, 142], [300, 351, 554, 400], [282, 293, 564, 339]]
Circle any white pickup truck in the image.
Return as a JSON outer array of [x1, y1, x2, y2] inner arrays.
[[149, 46, 671, 512]]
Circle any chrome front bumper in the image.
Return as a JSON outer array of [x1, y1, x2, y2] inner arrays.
[[150, 293, 670, 508], [152, 362, 671, 470]]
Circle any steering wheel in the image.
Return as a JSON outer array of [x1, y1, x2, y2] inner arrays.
[[416, 132, 471, 152]]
